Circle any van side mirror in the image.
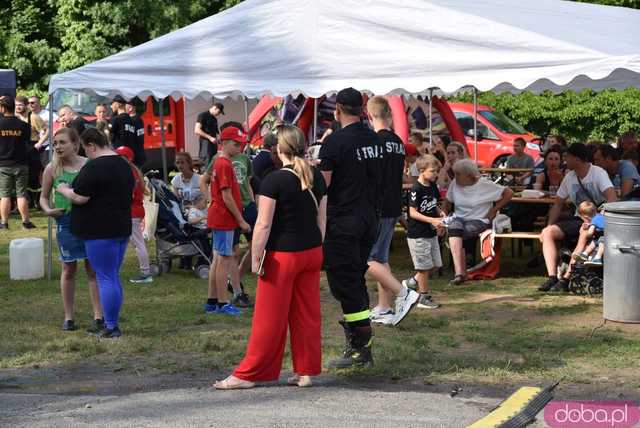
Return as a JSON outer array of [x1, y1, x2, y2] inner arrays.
[[466, 129, 484, 140]]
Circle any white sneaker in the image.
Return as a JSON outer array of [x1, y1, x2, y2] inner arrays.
[[370, 309, 395, 325], [392, 289, 419, 326], [369, 306, 392, 319]]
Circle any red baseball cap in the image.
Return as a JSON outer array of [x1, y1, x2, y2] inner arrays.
[[219, 126, 247, 144], [115, 146, 135, 162], [404, 143, 418, 157]]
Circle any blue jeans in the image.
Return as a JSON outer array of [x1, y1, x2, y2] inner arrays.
[[84, 237, 129, 330]]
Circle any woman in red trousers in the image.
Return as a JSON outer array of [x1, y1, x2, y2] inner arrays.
[[215, 125, 327, 390]]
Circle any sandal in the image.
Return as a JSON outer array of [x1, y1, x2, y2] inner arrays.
[[214, 375, 255, 390], [286, 375, 312, 387], [449, 275, 466, 286]]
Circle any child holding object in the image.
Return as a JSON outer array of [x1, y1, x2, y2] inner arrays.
[[115, 146, 153, 284], [572, 201, 605, 267], [403, 155, 444, 309]]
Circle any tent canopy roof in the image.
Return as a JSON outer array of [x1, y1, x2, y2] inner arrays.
[[49, 0, 640, 99]]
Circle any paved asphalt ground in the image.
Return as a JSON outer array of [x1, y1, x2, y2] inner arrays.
[[1, 377, 537, 428]]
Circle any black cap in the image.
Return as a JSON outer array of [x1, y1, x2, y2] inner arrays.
[[125, 96, 141, 106], [112, 95, 127, 104], [336, 87, 363, 108], [213, 102, 225, 115], [566, 142, 590, 162]]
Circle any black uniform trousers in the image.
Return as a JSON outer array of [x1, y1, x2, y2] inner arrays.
[[323, 211, 378, 324]]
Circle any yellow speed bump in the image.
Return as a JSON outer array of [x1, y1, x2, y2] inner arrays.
[[467, 387, 543, 428]]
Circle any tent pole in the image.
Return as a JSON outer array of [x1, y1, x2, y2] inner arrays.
[[243, 96, 249, 152], [312, 97, 318, 145], [473, 87, 478, 162], [159, 97, 168, 183], [46, 91, 55, 280], [428, 89, 433, 149]]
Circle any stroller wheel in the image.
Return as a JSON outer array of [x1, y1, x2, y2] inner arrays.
[[194, 264, 209, 280], [149, 263, 161, 277], [588, 275, 603, 296], [160, 260, 172, 274]]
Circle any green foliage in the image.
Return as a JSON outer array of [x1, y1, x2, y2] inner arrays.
[[451, 88, 640, 143]]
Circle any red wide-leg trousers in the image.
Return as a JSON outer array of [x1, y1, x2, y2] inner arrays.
[[233, 246, 323, 382]]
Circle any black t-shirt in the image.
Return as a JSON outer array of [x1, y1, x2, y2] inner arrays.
[[110, 113, 137, 153], [0, 116, 30, 167], [259, 166, 327, 252], [71, 155, 134, 240], [319, 122, 384, 217], [378, 129, 405, 218], [131, 114, 146, 167], [407, 180, 441, 239], [196, 111, 219, 142]]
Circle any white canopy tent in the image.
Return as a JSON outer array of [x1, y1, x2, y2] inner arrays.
[[45, 0, 640, 278], [49, 0, 640, 99]]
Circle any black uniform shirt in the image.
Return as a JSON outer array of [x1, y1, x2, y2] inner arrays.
[[377, 129, 405, 218]]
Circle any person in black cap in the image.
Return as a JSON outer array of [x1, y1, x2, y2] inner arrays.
[[110, 95, 137, 162], [319, 87, 384, 368], [195, 101, 224, 166], [125, 98, 147, 168], [538, 142, 617, 293]]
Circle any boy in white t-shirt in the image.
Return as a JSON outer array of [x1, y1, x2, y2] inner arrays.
[[538, 143, 617, 293]]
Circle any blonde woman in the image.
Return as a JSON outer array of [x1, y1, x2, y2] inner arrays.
[[437, 141, 468, 189], [215, 125, 327, 390], [39, 128, 103, 332]]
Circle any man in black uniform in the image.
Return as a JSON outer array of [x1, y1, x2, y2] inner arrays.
[[110, 95, 137, 157], [195, 101, 223, 165], [0, 97, 35, 229], [319, 88, 384, 368], [126, 98, 146, 168]]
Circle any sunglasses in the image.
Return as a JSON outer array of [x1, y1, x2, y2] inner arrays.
[[28, 101, 37, 105]]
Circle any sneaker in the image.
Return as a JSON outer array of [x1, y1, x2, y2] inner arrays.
[[231, 292, 253, 308], [86, 318, 105, 334], [22, 221, 36, 229], [392, 289, 419, 326], [551, 279, 569, 293], [0, 222, 7, 230], [417, 294, 440, 309], [61, 320, 77, 331], [449, 275, 466, 286], [538, 277, 558, 292], [402, 276, 418, 291], [572, 252, 589, 262], [204, 303, 219, 314], [584, 257, 603, 267], [98, 327, 122, 339], [129, 274, 153, 284], [369, 306, 392, 319], [370, 310, 395, 325], [217, 303, 242, 316]]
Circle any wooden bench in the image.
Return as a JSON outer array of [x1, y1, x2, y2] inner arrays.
[[493, 231, 541, 258]]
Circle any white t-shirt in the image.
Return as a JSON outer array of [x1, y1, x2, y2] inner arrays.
[[556, 164, 613, 207], [170, 172, 202, 204], [446, 177, 505, 222], [187, 207, 208, 229]]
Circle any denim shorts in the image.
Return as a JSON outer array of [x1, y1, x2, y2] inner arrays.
[[447, 218, 490, 239], [56, 213, 87, 263], [213, 229, 235, 256], [368, 216, 399, 263]]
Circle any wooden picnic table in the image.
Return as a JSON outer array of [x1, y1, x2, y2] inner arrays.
[[480, 168, 533, 174]]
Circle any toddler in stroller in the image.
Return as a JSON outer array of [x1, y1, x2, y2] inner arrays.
[[147, 177, 212, 279], [556, 201, 604, 295]]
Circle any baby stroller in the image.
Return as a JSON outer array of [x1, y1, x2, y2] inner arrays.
[[146, 176, 212, 279], [557, 250, 603, 296]]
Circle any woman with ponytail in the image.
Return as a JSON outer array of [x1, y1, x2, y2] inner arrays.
[[215, 125, 327, 390], [40, 128, 104, 332]]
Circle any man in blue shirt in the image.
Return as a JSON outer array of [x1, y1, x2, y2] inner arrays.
[[593, 144, 640, 198]]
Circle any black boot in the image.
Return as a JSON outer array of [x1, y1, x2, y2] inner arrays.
[[328, 321, 373, 369]]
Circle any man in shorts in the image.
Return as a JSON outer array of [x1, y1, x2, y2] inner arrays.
[[365, 96, 419, 326], [0, 96, 35, 229], [538, 143, 617, 292]]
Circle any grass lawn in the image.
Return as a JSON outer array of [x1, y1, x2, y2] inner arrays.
[[1, 213, 639, 397]]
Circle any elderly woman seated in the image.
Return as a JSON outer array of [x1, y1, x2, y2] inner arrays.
[[442, 159, 514, 285]]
